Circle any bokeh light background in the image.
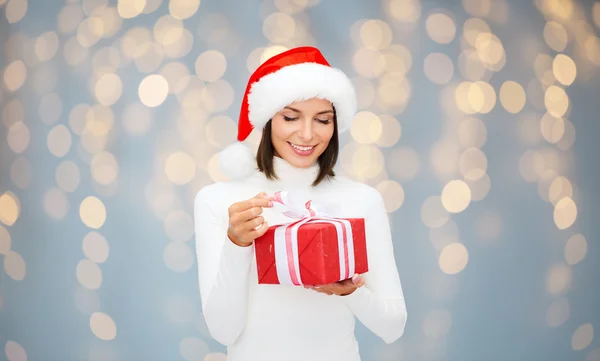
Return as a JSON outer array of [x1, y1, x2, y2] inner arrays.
[[1, 0, 600, 360]]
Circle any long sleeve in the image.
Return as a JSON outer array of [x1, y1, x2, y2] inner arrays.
[[194, 187, 254, 345], [342, 189, 408, 344]]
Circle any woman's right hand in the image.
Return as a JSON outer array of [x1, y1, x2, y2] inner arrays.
[[227, 192, 273, 247]]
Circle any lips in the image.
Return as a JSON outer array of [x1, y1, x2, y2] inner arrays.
[[288, 142, 316, 156]]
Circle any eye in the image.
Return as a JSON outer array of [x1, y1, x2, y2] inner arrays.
[[316, 118, 331, 124], [283, 115, 297, 121]]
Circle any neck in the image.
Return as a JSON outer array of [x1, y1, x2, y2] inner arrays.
[[270, 156, 320, 188]]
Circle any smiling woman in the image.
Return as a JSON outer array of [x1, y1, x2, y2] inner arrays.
[[257, 98, 339, 186], [194, 47, 407, 361]]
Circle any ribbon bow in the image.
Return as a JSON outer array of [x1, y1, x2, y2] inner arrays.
[[269, 191, 333, 219]]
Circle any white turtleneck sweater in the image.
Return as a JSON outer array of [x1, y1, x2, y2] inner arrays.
[[194, 157, 407, 361]]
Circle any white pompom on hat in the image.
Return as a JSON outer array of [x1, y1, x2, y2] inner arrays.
[[219, 46, 357, 180]]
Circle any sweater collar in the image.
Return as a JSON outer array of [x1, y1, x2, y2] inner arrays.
[[268, 156, 320, 188]]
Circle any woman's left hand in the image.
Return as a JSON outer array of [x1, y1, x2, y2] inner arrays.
[[304, 273, 365, 296]]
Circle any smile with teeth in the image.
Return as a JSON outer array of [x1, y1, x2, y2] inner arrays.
[[289, 142, 316, 151]]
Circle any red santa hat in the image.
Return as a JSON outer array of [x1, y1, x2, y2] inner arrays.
[[219, 46, 357, 179]]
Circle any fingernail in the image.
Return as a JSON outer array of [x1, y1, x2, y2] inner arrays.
[[268, 201, 273, 207]]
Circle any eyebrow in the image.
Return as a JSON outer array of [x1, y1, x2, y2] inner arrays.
[[284, 106, 334, 115]]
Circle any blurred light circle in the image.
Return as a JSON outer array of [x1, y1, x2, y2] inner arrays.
[[47, 125, 72, 158], [194, 50, 227, 81], [69, 104, 92, 135], [439, 242, 469, 274], [549, 175, 573, 205], [5, 340, 27, 361], [545, 85, 569, 118], [359, 19, 393, 49], [441, 180, 471, 213], [77, 17, 104, 48], [431, 141, 460, 177], [263, 12, 296, 43], [352, 145, 385, 179], [424, 53, 454, 84], [135, 42, 164, 72], [0, 192, 20, 226], [35, 31, 60, 62], [353, 48, 385, 79], [206, 115, 236, 148], [180, 337, 209, 361], [458, 49, 486, 81], [540, 113, 565, 144], [4, 250, 26, 281], [459, 148, 487, 181], [499, 81, 526, 114], [458, 117, 487, 148], [163, 27, 194, 59], [462, 0, 491, 16], [426, 13, 456, 44], [351, 111, 382, 144], [43, 188, 69, 220], [553, 197, 577, 230], [90, 312, 117, 341], [546, 298, 570, 327], [206, 80, 234, 112], [421, 196, 449, 228], [39, 93, 63, 125], [139, 74, 169, 107], [83, 231, 110, 263], [5, 0, 28, 23], [11, 157, 32, 190], [376, 114, 402, 147], [465, 173, 491, 201], [169, 0, 200, 19], [387, 0, 421, 23], [553, 54, 577, 86], [3, 99, 24, 128], [0, 225, 10, 255], [376, 180, 405, 212], [204, 353, 227, 361], [164, 241, 194, 272], [546, 263, 572, 295], [95, 73, 123, 106], [463, 18, 491, 47], [118, 0, 146, 19], [80, 196, 107, 229], [91, 151, 119, 186], [572, 324, 594, 351], [77, 259, 103, 289], [3, 60, 27, 92], [75, 287, 101, 314], [565, 234, 587, 265], [557, 118, 576, 151], [165, 152, 196, 185], [7, 121, 30, 154], [161, 61, 190, 94], [544, 22, 568, 52], [123, 102, 153, 136]]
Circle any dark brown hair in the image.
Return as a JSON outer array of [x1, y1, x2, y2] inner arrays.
[[256, 109, 339, 187]]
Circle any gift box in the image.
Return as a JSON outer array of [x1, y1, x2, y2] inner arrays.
[[254, 217, 368, 285]]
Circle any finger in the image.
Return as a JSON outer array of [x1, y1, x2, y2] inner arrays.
[[351, 274, 365, 287], [242, 216, 264, 232], [235, 206, 264, 223], [248, 220, 269, 238]]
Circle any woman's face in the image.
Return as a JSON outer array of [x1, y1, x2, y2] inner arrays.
[[270, 98, 335, 168]]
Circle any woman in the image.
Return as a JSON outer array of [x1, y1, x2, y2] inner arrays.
[[194, 47, 407, 361]]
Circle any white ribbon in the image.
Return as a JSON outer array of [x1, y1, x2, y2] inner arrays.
[[269, 191, 355, 285]]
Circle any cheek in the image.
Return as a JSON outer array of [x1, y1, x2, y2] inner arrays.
[[317, 125, 335, 143]]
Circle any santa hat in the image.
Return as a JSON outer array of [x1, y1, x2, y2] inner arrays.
[[219, 46, 357, 180]]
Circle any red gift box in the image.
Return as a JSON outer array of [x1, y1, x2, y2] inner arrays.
[[254, 217, 368, 286]]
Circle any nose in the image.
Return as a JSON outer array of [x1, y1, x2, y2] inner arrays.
[[298, 117, 313, 143]]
